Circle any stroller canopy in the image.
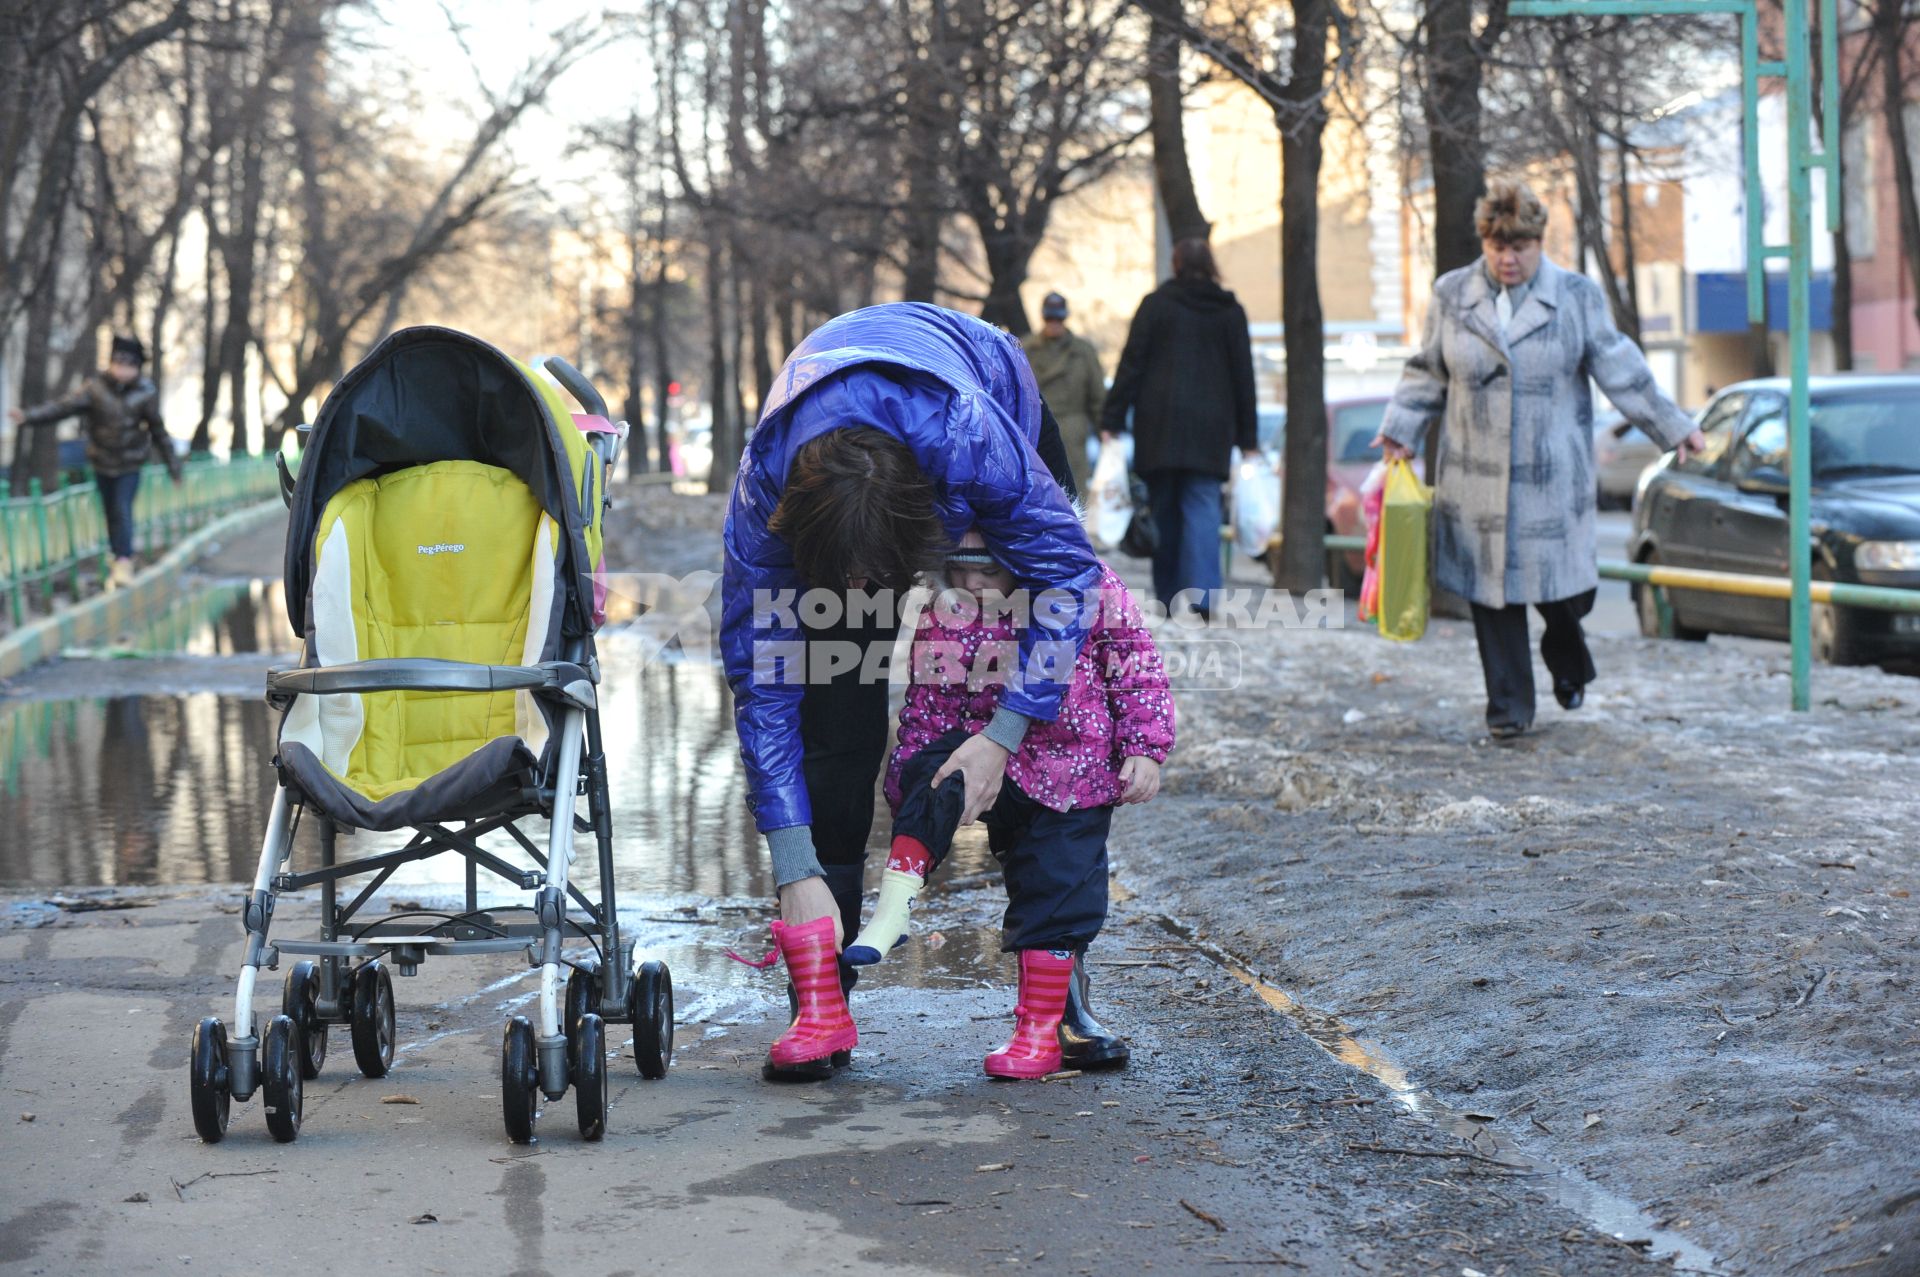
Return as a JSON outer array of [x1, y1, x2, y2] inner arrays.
[[284, 326, 603, 638]]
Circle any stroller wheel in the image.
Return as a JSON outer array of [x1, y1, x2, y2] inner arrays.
[[501, 1015, 539, 1144], [631, 960, 673, 1080], [574, 1012, 608, 1141], [188, 1017, 232, 1143], [565, 961, 601, 1073], [349, 961, 396, 1078], [261, 1014, 303, 1143], [282, 961, 327, 1080]]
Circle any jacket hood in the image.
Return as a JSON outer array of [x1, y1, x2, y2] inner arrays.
[[1158, 276, 1240, 312]]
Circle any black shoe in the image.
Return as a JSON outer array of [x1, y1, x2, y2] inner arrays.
[[762, 966, 856, 1081], [1554, 680, 1584, 711], [1058, 953, 1129, 1070], [1488, 721, 1528, 741]]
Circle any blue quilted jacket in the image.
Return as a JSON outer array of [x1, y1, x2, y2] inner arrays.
[[721, 302, 1101, 836]]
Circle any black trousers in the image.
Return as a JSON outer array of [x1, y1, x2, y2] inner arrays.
[[895, 729, 1112, 953], [796, 586, 899, 940], [1468, 588, 1597, 731]]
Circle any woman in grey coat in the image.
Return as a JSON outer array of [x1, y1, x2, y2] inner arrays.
[[1375, 181, 1706, 738]]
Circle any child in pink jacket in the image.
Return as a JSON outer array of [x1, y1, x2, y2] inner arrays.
[[847, 530, 1175, 1078]]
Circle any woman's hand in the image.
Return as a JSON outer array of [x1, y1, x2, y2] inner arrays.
[[1674, 428, 1708, 464], [1117, 756, 1161, 805], [7, 408, 22, 426], [777, 875, 843, 950], [1373, 434, 1413, 463], [932, 733, 1009, 825]]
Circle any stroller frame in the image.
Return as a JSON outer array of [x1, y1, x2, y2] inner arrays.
[[188, 352, 670, 1147]]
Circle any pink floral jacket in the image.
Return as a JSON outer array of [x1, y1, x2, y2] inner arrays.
[[885, 564, 1176, 814]]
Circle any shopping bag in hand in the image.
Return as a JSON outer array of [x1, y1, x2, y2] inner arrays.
[[1087, 441, 1132, 549], [1231, 455, 1281, 561], [1356, 461, 1387, 623], [1377, 457, 1431, 642]]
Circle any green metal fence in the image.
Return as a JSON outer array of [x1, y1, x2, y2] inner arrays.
[[0, 457, 280, 627]]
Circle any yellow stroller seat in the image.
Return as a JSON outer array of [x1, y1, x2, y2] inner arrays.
[[278, 460, 558, 829]]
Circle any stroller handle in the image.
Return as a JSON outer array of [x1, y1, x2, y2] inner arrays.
[[542, 355, 607, 418], [540, 354, 626, 470]]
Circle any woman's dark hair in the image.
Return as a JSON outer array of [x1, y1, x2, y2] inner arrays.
[[1171, 236, 1220, 284], [769, 426, 948, 591]]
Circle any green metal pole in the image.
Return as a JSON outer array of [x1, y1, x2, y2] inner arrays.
[[1741, 13, 1766, 324], [1786, 0, 1813, 710]]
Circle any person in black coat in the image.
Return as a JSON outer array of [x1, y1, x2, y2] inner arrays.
[[1100, 238, 1260, 615]]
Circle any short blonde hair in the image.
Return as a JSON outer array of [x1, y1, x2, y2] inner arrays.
[[1475, 180, 1548, 244]]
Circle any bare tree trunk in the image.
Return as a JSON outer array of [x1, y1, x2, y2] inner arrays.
[[1613, 125, 1643, 343], [729, 242, 749, 440], [1876, 8, 1920, 333], [651, 229, 673, 477], [150, 220, 183, 397], [1274, 0, 1333, 593], [1423, 0, 1507, 277], [705, 232, 737, 493], [1149, 13, 1209, 242], [979, 234, 1035, 336], [11, 273, 65, 495], [194, 182, 222, 450], [899, 0, 944, 301], [748, 272, 775, 408]]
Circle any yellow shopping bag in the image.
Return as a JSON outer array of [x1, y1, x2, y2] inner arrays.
[[1377, 458, 1432, 642]]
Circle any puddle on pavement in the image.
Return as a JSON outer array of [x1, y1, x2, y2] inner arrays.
[[1154, 914, 1724, 1275]]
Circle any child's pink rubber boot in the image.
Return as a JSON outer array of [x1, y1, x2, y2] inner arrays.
[[768, 917, 858, 1069], [984, 949, 1075, 1079]]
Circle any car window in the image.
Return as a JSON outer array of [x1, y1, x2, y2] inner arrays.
[[1676, 392, 1747, 475], [1805, 388, 1920, 477], [1728, 401, 1788, 482], [1332, 401, 1407, 463]]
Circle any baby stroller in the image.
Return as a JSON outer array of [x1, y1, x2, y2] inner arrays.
[[185, 326, 671, 1146]]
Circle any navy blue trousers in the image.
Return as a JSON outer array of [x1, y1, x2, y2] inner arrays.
[[894, 729, 1112, 952], [1144, 469, 1222, 614], [95, 470, 140, 559]]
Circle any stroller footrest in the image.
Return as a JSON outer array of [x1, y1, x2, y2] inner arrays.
[[275, 936, 535, 960]]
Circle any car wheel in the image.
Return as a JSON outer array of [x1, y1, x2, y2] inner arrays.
[[1811, 566, 1866, 666], [1634, 552, 1707, 642]]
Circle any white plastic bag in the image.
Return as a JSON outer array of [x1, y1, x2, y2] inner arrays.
[[1088, 441, 1132, 549], [1231, 455, 1281, 561]]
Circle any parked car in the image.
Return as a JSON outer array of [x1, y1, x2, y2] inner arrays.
[[1593, 409, 1663, 510], [1239, 396, 1413, 590], [1628, 374, 1920, 664]]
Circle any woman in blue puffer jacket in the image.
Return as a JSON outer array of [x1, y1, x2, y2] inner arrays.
[[722, 301, 1126, 1080]]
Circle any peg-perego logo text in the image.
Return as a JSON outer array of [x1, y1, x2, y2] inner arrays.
[[417, 543, 466, 556]]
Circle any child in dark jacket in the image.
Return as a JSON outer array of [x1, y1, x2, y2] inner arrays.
[[845, 529, 1174, 1078]]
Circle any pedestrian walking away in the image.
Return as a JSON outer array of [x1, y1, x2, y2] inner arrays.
[[843, 529, 1174, 1077], [1022, 291, 1106, 498], [9, 333, 183, 586], [720, 301, 1099, 1081], [1374, 180, 1707, 739], [1101, 238, 1261, 618]]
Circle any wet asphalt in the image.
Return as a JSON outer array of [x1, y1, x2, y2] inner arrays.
[[0, 495, 1906, 1275]]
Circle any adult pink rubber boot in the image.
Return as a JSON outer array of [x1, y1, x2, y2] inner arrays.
[[767, 917, 857, 1069], [984, 949, 1075, 1079]]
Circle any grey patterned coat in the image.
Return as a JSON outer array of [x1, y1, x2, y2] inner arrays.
[[1381, 258, 1694, 608]]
